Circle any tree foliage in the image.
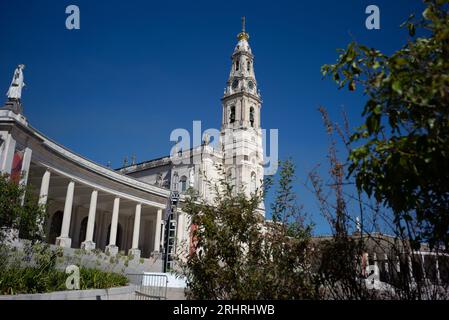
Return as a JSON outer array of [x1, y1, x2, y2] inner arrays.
[[322, 0, 449, 249], [0, 173, 47, 243], [308, 107, 449, 300]]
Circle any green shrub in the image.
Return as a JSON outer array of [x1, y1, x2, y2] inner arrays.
[[79, 268, 128, 290], [0, 173, 47, 243], [0, 266, 128, 295]]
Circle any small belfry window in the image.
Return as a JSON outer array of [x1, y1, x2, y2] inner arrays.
[[235, 60, 240, 71], [230, 106, 236, 123], [247, 60, 251, 72], [250, 107, 255, 127]]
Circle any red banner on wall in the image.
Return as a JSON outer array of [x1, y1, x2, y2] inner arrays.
[[189, 223, 199, 257], [10, 149, 24, 184]]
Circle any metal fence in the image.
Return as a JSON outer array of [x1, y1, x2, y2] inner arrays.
[[126, 273, 168, 300]]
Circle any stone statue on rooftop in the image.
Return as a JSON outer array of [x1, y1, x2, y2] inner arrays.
[[7, 64, 26, 100]]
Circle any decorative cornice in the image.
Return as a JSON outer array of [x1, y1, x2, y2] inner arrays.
[[221, 91, 262, 103], [231, 51, 254, 59]]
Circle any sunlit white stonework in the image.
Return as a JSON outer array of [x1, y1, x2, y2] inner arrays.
[[0, 20, 265, 271]]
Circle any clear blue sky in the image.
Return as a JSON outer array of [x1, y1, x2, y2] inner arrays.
[[0, 0, 425, 234]]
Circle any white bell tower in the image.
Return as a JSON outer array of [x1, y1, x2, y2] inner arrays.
[[220, 17, 264, 211]]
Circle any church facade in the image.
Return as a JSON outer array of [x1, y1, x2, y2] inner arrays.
[[0, 21, 265, 270], [119, 20, 265, 211]]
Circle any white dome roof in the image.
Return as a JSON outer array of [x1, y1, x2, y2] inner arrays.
[[234, 38, 252, 54]]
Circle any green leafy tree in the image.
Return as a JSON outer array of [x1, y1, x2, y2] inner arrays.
[[264, 159, 315, 299], [0, 173, 47, 243], [322, 0, 449, 249], [179, 161, 315, 299]]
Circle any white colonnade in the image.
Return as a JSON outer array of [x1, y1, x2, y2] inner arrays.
[[35, 168, 165, 259]]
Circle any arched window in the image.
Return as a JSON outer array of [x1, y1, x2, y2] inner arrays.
[[250, 107, 255, 127], [172, 172, 179, 191], [229, 106, 236, 124], [48, 211, 63, 245], [180, 175, 187, 192], [250, 172, 257, 194], [235, 60, 240, 71]]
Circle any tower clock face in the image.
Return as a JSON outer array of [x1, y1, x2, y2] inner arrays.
[[248, 81, 254, 90], [232, 79, 239, 89]]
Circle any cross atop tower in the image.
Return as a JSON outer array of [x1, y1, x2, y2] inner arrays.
[[237, 17, 249, 41]]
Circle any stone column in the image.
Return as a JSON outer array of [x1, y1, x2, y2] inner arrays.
[[0, 133, 16, 175], [19, 147, 32, 186], [36, 169, 51, 236], [81, 190, 98, 251], [56, 180, 75, 248], [38, 170, 51, 206], [153, 209, 163, 253], [129, 203, 142, 259], [19, 147, 33, 206], [106, 197, 120, 256]]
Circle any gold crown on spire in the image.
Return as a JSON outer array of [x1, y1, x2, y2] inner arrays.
[[237, 16, 249, 41]]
